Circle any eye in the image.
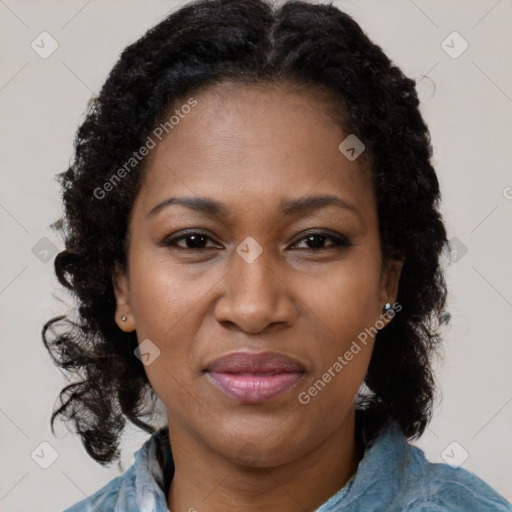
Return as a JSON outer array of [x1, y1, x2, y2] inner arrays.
[[290, 231, 354, 251], [162, 231, 222, 250], [161, 230, 354, 252]]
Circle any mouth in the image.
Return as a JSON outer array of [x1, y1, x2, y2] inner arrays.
[[204, 351, 305, 404]]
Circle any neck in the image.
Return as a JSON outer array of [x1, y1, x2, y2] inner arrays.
[[166, 409, 360, 512]]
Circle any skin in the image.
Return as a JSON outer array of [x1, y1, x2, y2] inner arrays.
[[113, 81, 403, 512]]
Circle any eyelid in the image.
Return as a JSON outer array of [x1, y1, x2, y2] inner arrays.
[[289, 230, 354, 250], [161, 229, 222, 248], [162, 229, 354, 250]]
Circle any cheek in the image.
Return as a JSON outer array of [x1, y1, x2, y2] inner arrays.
[[295, 256, 381, 402], [297, 273, 376, 429], [128, 257, 221, 337], [126, 263, 203, 407], [300, 255, 382, 337], [126, 262, 212, 393]]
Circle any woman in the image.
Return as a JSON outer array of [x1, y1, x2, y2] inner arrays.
[[43, 0, 511, 510]]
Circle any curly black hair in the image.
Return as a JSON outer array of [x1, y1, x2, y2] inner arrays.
[[43, 0, 450, 466]]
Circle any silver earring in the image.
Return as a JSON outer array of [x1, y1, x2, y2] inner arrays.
[[382, 302, 392, 313], [121, 314, 128, 322]]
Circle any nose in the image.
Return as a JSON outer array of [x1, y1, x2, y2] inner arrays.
[[213, 246, 298, 334]]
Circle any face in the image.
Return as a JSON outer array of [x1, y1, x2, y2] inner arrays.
[[113, 82, 402, 467]]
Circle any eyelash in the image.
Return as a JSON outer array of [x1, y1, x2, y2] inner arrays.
[[161, 230, 354, 252]]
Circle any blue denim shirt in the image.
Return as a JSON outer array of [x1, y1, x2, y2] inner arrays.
[[63, 421, 511, 512]]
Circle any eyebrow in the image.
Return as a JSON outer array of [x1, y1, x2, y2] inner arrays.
[[147, 194, 363, 221], [148, 196, 228, 218]]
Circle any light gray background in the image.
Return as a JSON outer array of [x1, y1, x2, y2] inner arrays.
[[1, 1, 511, 510]]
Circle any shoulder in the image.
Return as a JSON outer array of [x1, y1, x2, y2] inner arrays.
[[61, 468, 133, 512], [61, 427, 169, 512], [398, 441, 511, 511]]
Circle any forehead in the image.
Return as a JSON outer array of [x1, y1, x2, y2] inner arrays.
[[134, 82, 375, 220]]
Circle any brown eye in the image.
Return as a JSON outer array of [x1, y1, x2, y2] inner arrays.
[[162, 231, 222, 250], [291, 232, 353, 251]]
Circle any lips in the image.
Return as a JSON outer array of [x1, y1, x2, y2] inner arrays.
[[205, 351, 305, 403]]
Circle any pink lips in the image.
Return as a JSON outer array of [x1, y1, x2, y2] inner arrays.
[[205, 351, 305, 403]]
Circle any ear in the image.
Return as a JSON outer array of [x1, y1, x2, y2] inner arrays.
[[377, 256, 404, 326], [112, 263, 135, 332]]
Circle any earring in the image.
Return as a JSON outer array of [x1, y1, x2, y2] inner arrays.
[[382, 302, 392, 313], [121, 314, 127, 322]]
